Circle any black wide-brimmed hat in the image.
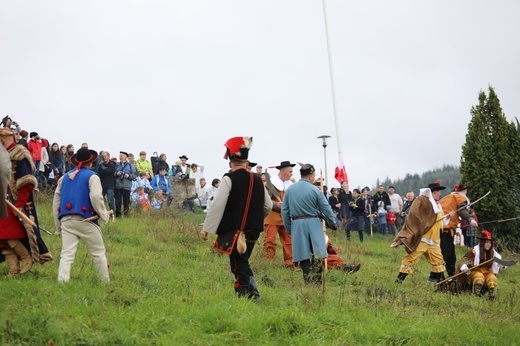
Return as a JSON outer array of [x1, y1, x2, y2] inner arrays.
[[248, 161, 257, 168], [179, 155, 189, 160], [275, 161, 296, 170], [453, 183, 469, 192], [70, 147, 98, 166], [427, 182, 446, 191]]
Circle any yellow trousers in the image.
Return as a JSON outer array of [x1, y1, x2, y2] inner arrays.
[[400, 241, 445, 274], [468, 268, 498, 288]]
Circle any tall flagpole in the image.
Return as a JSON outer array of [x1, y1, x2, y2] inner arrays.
[[321, 0, 345, 181]]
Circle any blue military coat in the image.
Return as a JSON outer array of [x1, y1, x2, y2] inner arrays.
[[281, 178, 336, 262]]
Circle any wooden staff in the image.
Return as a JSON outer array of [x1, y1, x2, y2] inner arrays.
[[5, 199, 36, 227], [318, 171, 328, 273], [83, 210, 115, 223]]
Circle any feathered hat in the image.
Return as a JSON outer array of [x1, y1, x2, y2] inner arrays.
[[223, 136, 252, 161], [477, 230, 494, 241]]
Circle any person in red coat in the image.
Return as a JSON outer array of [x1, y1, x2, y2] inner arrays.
[[324, 233, 361, 273], [0, 128, 52, 276]]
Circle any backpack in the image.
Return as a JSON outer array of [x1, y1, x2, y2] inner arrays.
[[150, 152, 159, 167], [182, 198, 195, 212]]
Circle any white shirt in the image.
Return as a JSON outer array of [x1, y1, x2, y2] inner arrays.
[[389, 193, 403, 213]]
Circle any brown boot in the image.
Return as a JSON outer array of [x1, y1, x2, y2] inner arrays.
[[7, 239, 33, 274], [3, 250, 21, 276]]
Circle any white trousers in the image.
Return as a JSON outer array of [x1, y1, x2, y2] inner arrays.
[[58, 216, 110, 283]]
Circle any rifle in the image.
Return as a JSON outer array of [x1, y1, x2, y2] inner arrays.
[[436, 256, 517, 287]]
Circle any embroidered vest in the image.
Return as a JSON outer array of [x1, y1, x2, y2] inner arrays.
[[58, 168, 97, 223], [216, 170, 265, 234]]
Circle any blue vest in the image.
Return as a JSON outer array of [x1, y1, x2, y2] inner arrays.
[[58, 168, 98, 223]]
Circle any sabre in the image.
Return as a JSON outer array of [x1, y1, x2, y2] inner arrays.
[[6, 199, 54, 234], [263, 170, 281, 203], [436, 256, 517, 287], [441, 190, 491, 221], [38, 226, 53, 235]]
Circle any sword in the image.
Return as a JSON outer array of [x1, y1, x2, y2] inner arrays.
[[469, 190, 491, 207], [6, 199, 52, 234], [441, 190, 491, 221], [436, 256, 516, 286], [38, 226, 53, 235], [263, 171, 281, 202], [6, 199, 36, 227]]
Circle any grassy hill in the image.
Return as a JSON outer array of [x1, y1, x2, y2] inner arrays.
[[1, 192, 518, 345]]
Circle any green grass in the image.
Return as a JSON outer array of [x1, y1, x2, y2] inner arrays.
[[1, 193, 519, 345]]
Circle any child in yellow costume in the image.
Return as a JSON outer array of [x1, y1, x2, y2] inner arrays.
[[457, 230, 502, 300]]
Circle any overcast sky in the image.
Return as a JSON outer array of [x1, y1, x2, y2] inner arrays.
[[2, 1, 519, 190]]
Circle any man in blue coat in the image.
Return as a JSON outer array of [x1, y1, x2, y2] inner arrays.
[[281, 163, 337, 284]]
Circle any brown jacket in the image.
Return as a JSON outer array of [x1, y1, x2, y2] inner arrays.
[[392, 195, 438, 254]]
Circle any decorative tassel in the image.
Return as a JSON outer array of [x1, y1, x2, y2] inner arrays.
[[237, 231, 247, 254], [68, 163, 83, 180]]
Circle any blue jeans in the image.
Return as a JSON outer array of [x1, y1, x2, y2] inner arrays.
[[103, 188, 115, 212], [387, 224, 397, 236], [379, 223, 387, 236], [467, 236, 476, 248], [34, 161, 41, 177]]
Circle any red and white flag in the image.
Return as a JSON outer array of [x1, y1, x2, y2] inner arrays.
[[334, 165, 348, 184]]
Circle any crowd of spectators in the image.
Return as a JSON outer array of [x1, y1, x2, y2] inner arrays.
[[1, 116, 219, 217], [326, 181, 413, 241], [3, 115, 414, 225]]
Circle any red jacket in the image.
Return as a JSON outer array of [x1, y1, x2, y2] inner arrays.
[[387, 211, 396, 225], [27, 138, 48, 161]]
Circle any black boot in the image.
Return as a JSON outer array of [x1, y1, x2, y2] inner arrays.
[[236, 287, 249, 298], [309, 258, 324, 285], [428, 272, 442, 283], [248, 276, 260, 302], [300, 260, 312, 284], [395, 272, 408, 284], [341, 263, 361, 274]]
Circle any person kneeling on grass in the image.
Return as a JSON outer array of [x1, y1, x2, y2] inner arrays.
[[324, 233, 361, 274], [456, 230, 504, 300]]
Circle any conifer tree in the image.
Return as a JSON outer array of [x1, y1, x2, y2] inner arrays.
[[461, 86, 520, 250]]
